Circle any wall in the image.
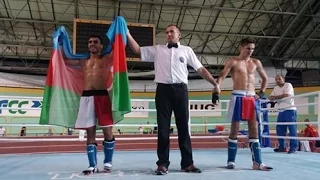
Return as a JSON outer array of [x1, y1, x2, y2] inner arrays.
[[0, 70, 281, 92], [129, 77, 278, 92], [1, 85, 319, 98]]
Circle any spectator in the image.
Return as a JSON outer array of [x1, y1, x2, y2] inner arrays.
[[215, 125, 225, 132], [0, 126, 6, 137], [47, 127, 53, 136], [143, 122, 152, 134], [303, 119, 320, 152], [138, 125, 144, 134], [170, 126, 174, 134], [67, 128, 73, 135], [153, 125, 158, 134], [20, 126, 26, 137]]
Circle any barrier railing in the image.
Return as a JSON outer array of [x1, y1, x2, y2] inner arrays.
[[0, 91, 319, 145]]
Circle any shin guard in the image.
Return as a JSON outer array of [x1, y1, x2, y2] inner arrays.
[[249, 139, 262, 165], [227, 138, 238, 163], [86, 144, 97, 168], [103, 138, 115, 169]]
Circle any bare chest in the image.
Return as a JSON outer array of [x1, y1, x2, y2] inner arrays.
[[83, 57, 109, 69], [232, 61, 257, 74]]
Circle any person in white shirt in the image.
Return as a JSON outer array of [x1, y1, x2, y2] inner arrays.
[[269, 75, 297, 153], [0, 126, 6, 136], [127, 24, 219, 175]]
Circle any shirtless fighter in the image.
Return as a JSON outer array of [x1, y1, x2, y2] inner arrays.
[[66, 35, 115, 175], [217, 38, 273, 171]]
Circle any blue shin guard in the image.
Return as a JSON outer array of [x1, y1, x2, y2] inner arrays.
[[86, 144, 97, 168], [103, 138, 115, 170], [249, 139, 262, 164], [249, 139, 273, 170], [227, 138, 238, 169]]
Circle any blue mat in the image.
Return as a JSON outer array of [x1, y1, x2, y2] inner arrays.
[[0, 148, 318, 180]]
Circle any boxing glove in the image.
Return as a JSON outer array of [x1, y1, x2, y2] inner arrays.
[[212, 92, 219, 104], [257, 90, 265, 98]]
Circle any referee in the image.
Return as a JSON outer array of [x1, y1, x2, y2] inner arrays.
[[127, 25, 220, 175]]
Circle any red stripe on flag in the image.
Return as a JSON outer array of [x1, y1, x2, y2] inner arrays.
[[45, 50, 54, 86], [47, 49, 84, 95], [113, 34, 127, 73]]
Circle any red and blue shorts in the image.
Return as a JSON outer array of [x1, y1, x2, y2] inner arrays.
[[226, 90, 259, 122]]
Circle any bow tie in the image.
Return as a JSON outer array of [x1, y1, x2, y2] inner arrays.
[[167, 43, 178, 49]]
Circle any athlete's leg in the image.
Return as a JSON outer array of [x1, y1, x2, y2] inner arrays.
[[248, 103, 272, 171], [226, 95, 241, 169], [94, 91, 115, 172], [83, 127, 99, 175], [75, 93, 98, 175], [227, 121, 239, 169], [102, 127, 115, 172]]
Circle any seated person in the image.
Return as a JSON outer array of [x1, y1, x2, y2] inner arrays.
[[208, 125, 225, 134], [170, 126, 174, 134], [303, 119, 319, 152], [153, 126, 158, 134], [20, 126, 26, 137], [216, 125, 225, 131], [143, 127, 151, 134]]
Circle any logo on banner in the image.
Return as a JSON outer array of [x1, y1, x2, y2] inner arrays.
[[189, 102, 222, 117], [189, 103, 216, 110], [131, 105, 145, 110], [125, 101, 149, 117], [0, 99, 42, 115]]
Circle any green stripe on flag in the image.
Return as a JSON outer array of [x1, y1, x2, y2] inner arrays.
[[112, 72, 131, 111], [111, 72, 131, 124], [40, 86, 81, 128]]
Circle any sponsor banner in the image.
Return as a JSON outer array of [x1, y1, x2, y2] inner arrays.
[[0, 98, 42, 117], [189, 101, 223, 117], [125, 101, 149, 117], [0, 98, 150, 118], [0, 96, 315, 118]]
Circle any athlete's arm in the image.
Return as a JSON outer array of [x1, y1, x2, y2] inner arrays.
[[256, 60, 268, 93], [217, 59, 234, 85], [65, 59, 80, 65]]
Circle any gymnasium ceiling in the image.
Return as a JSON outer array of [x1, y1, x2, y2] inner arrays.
[[0, 0, 319, 81]]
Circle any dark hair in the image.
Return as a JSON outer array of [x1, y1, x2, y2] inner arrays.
[[167, 24, 181, 32], [240, 37, 256, 46], [88, 35, 103, 44], [275, 74, 285, 79]]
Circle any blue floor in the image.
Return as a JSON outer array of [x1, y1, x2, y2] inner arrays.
[[0, 148, 319, 180]]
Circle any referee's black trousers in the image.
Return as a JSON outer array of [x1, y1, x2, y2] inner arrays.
[[155, 83, 193, 169]]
